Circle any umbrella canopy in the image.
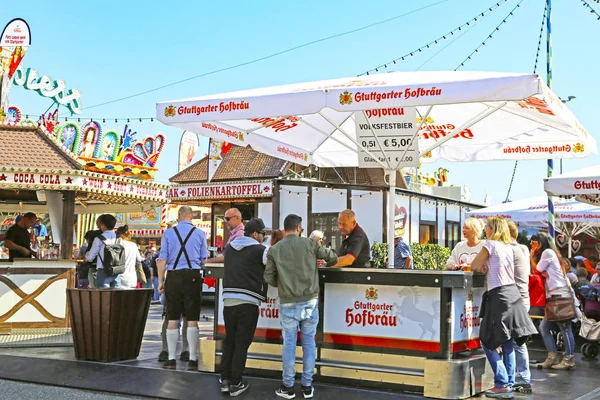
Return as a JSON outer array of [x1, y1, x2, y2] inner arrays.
[[157, 71, 596, 168], [544, 165, 600, 196], [471, 196, 600, 223]]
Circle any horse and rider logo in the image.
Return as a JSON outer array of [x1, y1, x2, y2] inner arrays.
[[392, 287, 440, 340]]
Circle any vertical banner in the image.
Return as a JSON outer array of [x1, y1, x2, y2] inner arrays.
[[178, 131, 200, 172], [0, 18, 31, 117], [207, 138, 232, 183]]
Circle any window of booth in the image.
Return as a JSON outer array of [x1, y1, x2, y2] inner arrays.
[[212, 203, 256, 251], [446, 222, 460, 249], [312, 213, 341, 250], [419, 222, 436, 244]]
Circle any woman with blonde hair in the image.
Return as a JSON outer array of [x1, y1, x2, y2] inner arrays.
[[445, 217, 485, 271], [471, 217, 537, 399]]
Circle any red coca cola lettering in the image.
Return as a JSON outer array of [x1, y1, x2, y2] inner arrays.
[[13, 173, 35, 183]]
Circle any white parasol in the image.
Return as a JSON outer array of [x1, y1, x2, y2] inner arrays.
[[157, 71, 595, 266]]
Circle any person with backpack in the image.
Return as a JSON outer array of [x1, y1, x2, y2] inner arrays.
[[85, 214, 125, 289], [157, 206, 208, 371]]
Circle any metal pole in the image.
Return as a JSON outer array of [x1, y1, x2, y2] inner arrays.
[[387, 170, 396, 268], [546, 0, 555, 239]]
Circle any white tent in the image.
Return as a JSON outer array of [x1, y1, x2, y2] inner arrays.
[[157, 71, 596, 266], [544, 165, 600, 204], [472, 196, 600, 256]]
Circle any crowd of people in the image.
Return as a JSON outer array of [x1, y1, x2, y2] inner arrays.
[[443, 216, 600, 399], [65, 209, 600, 399]]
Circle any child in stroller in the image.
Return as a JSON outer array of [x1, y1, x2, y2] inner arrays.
[[573, 278, 600, 358]]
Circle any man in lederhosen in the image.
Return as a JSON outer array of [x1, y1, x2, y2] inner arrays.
[[157, 206, 208, 370]]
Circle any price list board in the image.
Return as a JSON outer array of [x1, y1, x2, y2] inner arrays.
[[355, 107, 420, 169]]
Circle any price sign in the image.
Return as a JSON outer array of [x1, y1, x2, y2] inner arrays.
[[356, 107, 420, 168]]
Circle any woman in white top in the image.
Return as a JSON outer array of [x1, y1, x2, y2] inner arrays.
[[471, 217, 536, 399], [116, 225, 144, 289], [445, 218, 485, 271], [591, 262, 600, 284], [532, 232, 576, 371]]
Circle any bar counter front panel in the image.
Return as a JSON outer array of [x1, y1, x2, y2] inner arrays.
[[0, 259, 76, 333], [207, 267, 485, 359]]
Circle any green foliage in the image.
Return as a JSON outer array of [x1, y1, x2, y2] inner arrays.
[[517, 230, 530, 248], [370, 242, 451, 270], [370, 242, 388, 269], [410, 243, 451, 270]]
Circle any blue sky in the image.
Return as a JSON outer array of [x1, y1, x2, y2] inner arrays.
[[6, 0, 599, 205]]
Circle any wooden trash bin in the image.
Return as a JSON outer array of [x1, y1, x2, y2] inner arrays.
[[67, 288, 153, 362]]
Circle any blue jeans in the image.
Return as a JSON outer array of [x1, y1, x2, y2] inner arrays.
[[95, 268, 122, 289], [512, 341, 530, 385], [482, 340, 515, 388], [152, 277, 160, 300], [539, 318, 575, 356], [280, 299, 318, 387]]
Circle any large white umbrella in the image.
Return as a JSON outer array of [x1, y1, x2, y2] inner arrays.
[[544, 165, 600, 199], [157, 71, 595, 266]]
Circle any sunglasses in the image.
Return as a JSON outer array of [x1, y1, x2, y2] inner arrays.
[[224, 216, 238, 221]]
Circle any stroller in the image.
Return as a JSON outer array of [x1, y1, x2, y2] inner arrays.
[[575, 283, 600, 359]]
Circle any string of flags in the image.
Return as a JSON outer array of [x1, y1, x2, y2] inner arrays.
[[358, 0, 511, 76], [454, 0, 524, 70]]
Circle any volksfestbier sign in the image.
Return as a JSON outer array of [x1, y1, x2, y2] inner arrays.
[[168, 181, 273, 200]]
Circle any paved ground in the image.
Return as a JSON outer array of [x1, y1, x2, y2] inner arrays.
[[0, 379, 144, 400], [0, 302, 599, 399]]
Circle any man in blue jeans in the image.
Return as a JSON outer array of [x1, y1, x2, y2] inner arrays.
[[265, 214, 338, 399]]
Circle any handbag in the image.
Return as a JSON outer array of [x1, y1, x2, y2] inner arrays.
[[545, 295, 577, 322]]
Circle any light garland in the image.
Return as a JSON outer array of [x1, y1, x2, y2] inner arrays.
[[533, 2, 548, 73], [454, 0, 525, 70], [358, 0, 511, 76], [581, 0, 600, 20]]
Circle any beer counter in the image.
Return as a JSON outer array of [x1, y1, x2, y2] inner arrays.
[[201, 266, 492, 399]]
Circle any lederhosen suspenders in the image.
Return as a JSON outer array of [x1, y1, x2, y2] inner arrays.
[[172, 226, 197, 270]]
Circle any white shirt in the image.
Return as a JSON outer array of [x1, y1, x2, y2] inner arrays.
[[591, 273, 600, 285], [85, 231, 117, 270], [120, 240, 143, 289], [447, 240, 484, 266], [483, 240, 515, 290], [535, 249, 567, 291]]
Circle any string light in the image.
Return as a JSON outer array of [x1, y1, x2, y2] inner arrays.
[[359, 0, 509, 76], [581, 0, 600, 20], [454, 0, 525, 71], [533, 2, 547, 73]]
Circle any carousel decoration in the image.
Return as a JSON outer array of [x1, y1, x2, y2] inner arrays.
[[10, 109, 166, 180]]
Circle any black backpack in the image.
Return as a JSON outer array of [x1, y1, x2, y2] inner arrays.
[[98, 235, 126, 277]]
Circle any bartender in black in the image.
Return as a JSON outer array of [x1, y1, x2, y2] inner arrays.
[[4, 212, 37, 261], [333, 209, 371, 267]]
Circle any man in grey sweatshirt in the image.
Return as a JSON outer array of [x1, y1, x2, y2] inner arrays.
[[265, 214, 338, 399]]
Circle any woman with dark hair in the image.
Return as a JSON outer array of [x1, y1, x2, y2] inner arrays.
[[532, 232, 576, 371], [270, 230, 285, 246], [471, 217, 537, 399], [116, 225, 144, 289]]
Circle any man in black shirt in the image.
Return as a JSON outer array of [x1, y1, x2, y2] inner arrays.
[[334, 209, 371, 268], [4, 212, 37, 261]]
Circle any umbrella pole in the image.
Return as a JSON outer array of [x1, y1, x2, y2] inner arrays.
[[546, 0, 556, 239], [387, 169, 396, 269], [568, 236, 572, 258]]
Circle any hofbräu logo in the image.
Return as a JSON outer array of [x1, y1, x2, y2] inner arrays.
[[346, 292, 398, 327]]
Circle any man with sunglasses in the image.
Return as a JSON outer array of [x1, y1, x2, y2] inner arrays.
[[206, 208, 244, 263]]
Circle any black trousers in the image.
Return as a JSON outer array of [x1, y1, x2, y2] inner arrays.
[[220, 304, 259, 385]]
